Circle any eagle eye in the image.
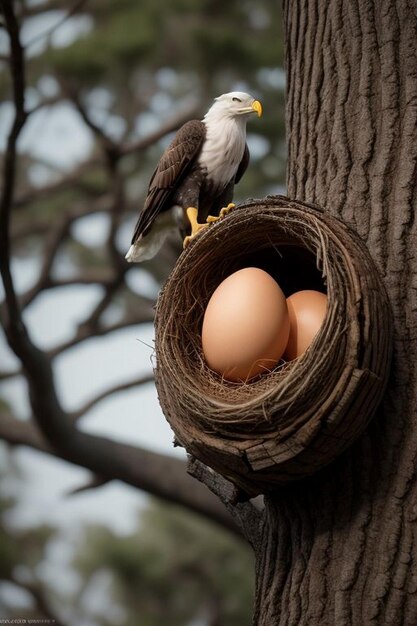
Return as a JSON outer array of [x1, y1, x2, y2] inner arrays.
[[232, 97, 242, 102]]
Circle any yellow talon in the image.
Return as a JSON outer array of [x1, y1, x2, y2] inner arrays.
[[220, 202, 235, 217], [183, 204, 236, 247], [206, 203, 236, 223], [183, 207, 209, 248]]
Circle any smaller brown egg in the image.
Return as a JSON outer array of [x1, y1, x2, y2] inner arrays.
[[284, 290, 328, 360]]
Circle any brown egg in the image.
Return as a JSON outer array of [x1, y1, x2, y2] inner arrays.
[[284, 290, 328, 360], [201, 267, 290, 382]]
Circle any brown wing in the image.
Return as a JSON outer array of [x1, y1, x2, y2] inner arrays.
[[131, 120, 206, 242], [235, 143, 250, 184]]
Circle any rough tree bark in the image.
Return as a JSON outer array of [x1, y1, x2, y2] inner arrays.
[[253, 2, 417, 624]]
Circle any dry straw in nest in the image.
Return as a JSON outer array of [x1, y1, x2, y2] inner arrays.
[[154, 196, 392, 495]]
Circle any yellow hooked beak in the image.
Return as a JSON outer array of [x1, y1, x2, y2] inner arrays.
[[252, 99, 263, 117]]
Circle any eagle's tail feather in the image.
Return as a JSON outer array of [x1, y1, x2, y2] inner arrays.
[[125, 242, 147, 263], [125, 228, 171, 263]]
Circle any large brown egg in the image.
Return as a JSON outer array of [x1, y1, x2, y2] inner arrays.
[[284, 290, 328, 360], [201, 268, 290, 382]]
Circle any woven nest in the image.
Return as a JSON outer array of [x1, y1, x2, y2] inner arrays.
[[154, 196, 392, 495]]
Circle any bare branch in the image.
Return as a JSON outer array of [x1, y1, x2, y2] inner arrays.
[[0, 413, 240, 536], [12, 158, 103, 209], [107, 167, 125, 264], [27, 93, 63, 115], [0, 2, 240, 540], [52, 273, 119, 287], [11, 106, 200, 211], [70, 373, 155, 421], [66, 475, 110, 495], [11, 196, 111, 241], [78, 278, 123, 331], [18, 212, 72, 308], [6, 575, 65, 626], [48, 309, 155, 358], [66, 84, 119, 159], [24, 0, 87, 50], [0, 369, 20, 381], [0, 413, 53, 452], [18, 271, 119, 309], [62, 84, 128, 274], [120, 103, 201, 156], [0, 310, 155, 381], [0, 2, 28, 329]]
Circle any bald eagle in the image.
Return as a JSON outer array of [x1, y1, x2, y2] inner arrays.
[[125, 91, 262, 262]]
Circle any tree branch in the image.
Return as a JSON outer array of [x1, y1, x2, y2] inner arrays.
[[0, 413, 53, 452], [18, 272, 119, 309], [120, 103, 200, 156], [19, 212, 72, 308], [24, 0, 87, 50], [0, 369, 20, 381], [6, 574, 66, 626], [48, 310, 155, 358], [66, 84, 119, 159], [11, 106, 200, 210], [66, 475, 109, 495], [11, 195, 112, 241], [0, 413, 240, 537], [77, 277, 123, 332], [0, 311, 155, 381], [70, 373, 155, 421], [27, 93, 63, 115], [12, 158, 104, 209], [187, 457, 264, 549], [0, 2, 239, 541], [65, 84, 127, 271], [0, 1, 28, 329]]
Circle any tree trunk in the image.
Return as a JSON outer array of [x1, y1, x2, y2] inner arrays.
[[253, 2, 417, 624]]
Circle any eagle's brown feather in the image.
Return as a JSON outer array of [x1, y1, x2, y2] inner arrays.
[[131, 120, 206, 242]]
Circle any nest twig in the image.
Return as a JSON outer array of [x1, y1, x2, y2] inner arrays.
[[154, 196, 392, 495]]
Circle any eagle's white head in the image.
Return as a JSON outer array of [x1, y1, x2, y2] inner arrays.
[[199, 91, 262, 191], [204, 91, 262, 122]]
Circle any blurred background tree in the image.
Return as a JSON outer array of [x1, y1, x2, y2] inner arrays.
[[74, 502, 254, 626], [0, 0, 284, 623], [0, 461, 253, 624]]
